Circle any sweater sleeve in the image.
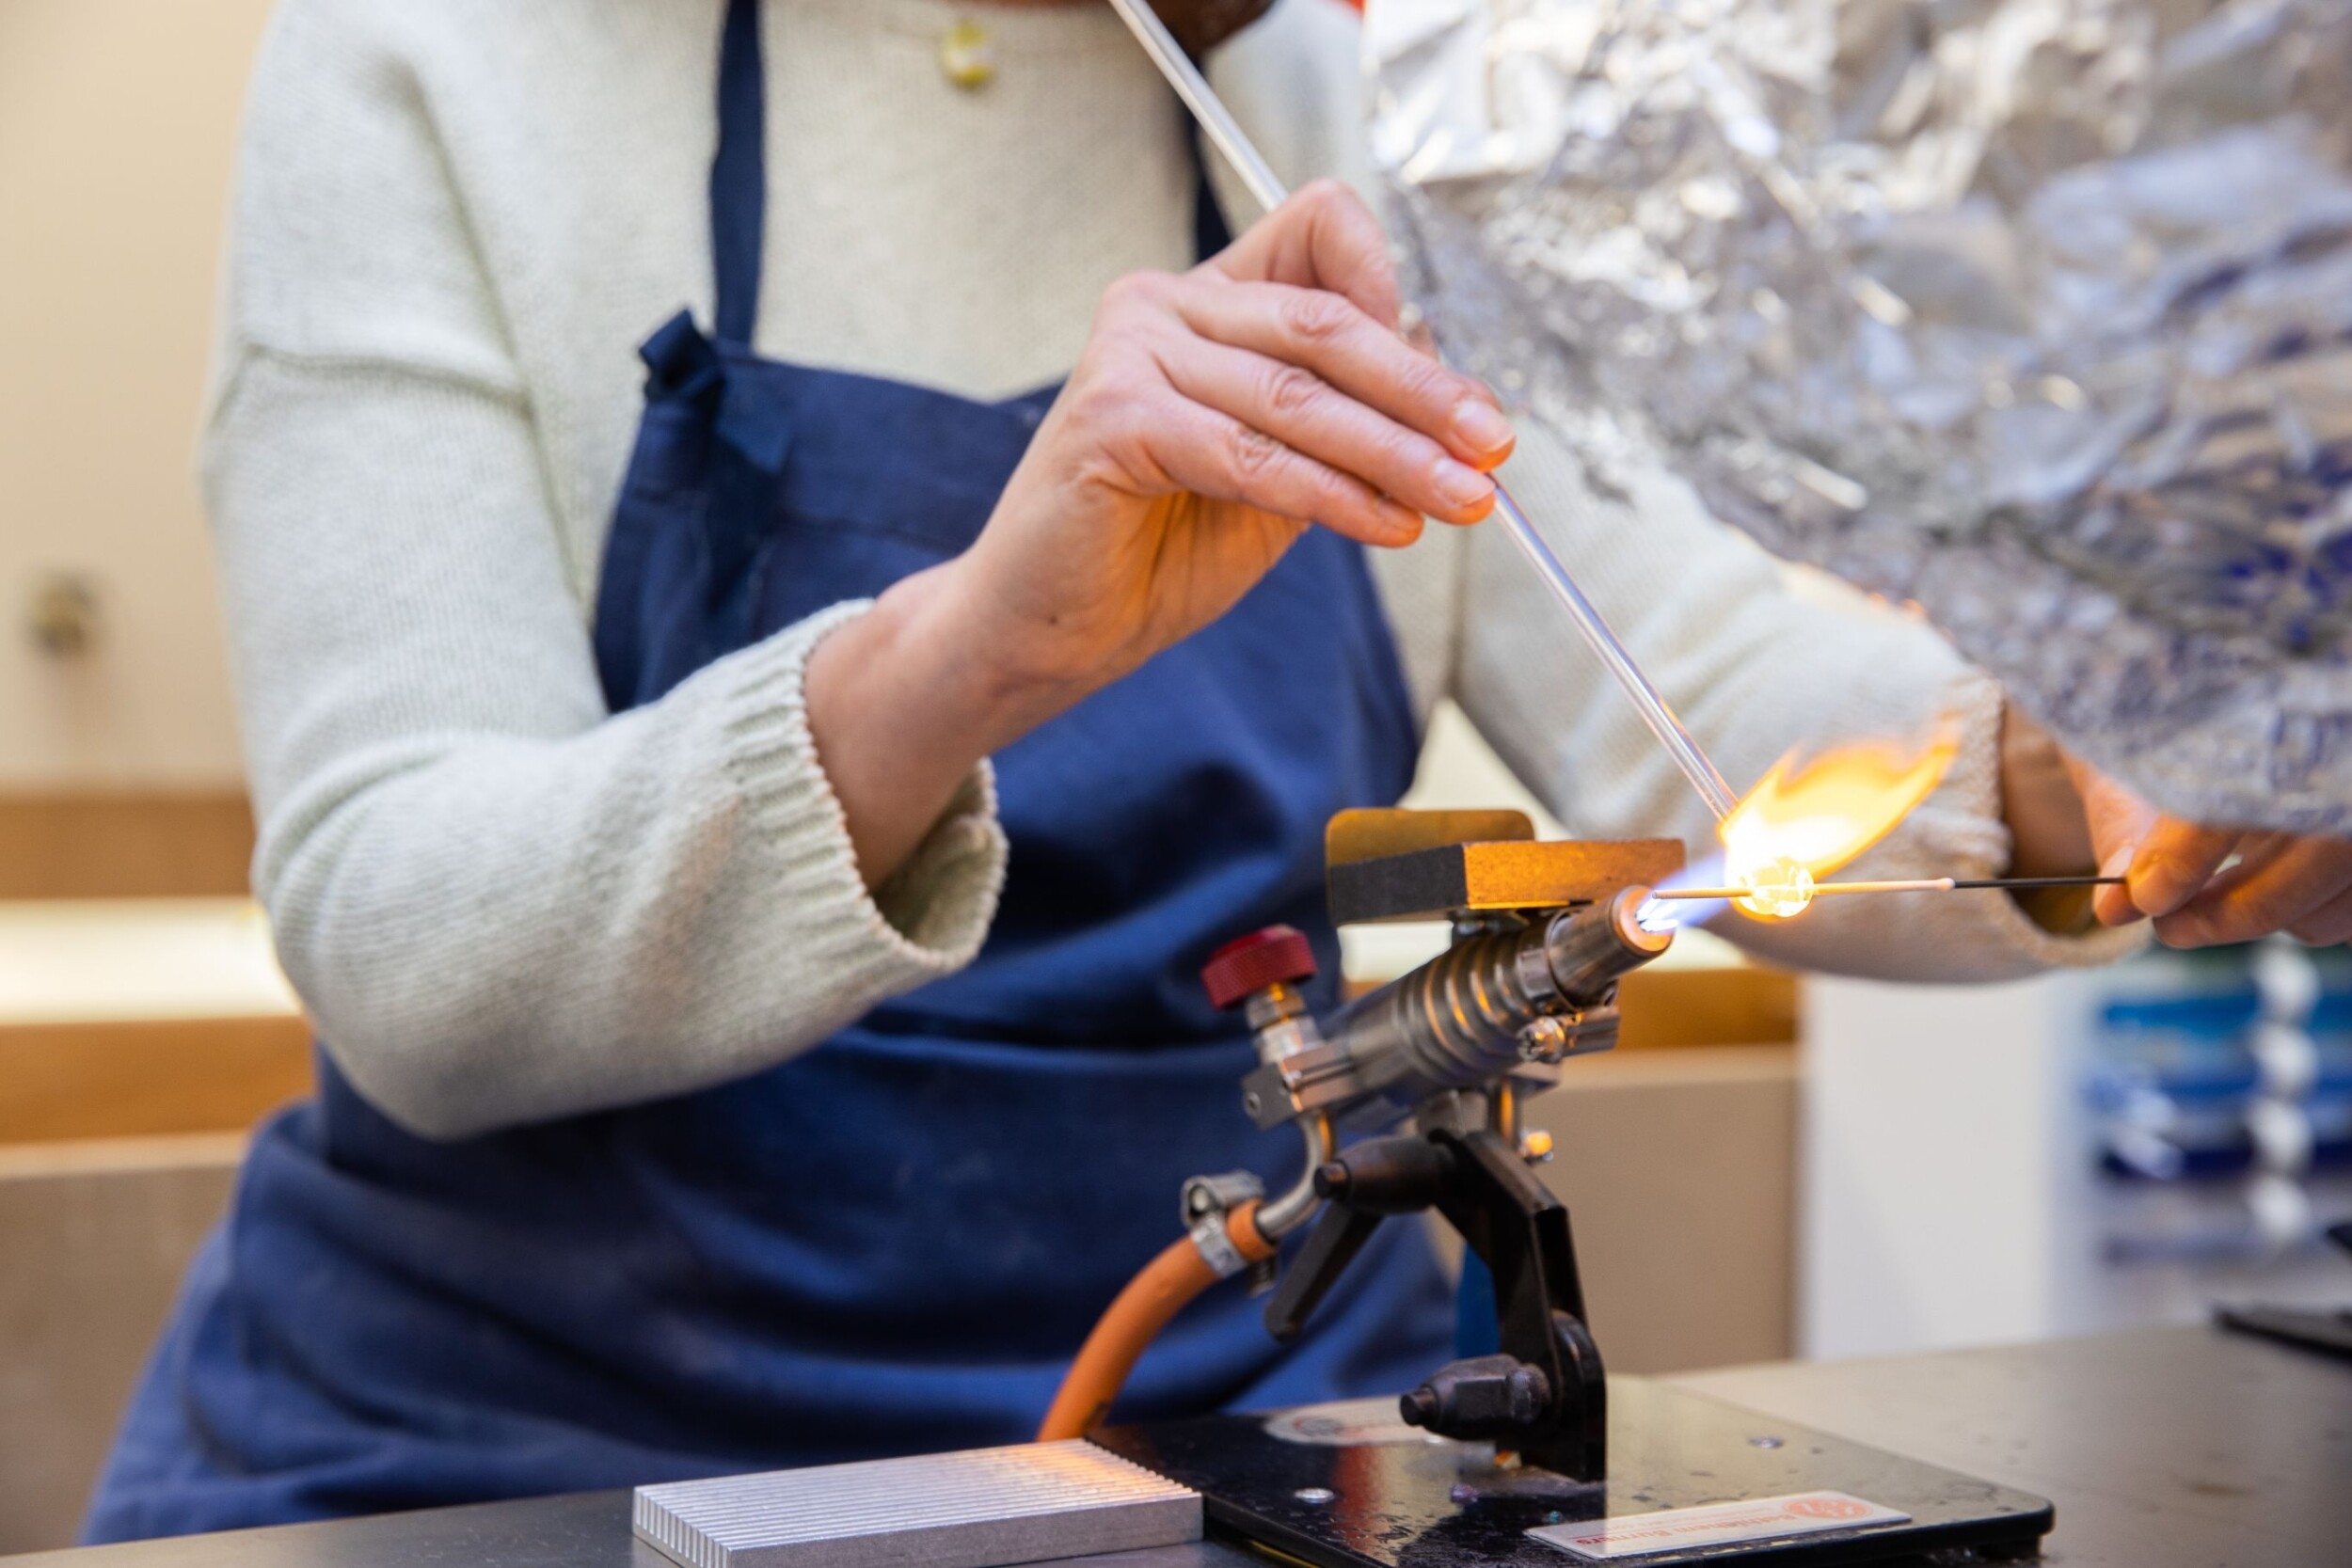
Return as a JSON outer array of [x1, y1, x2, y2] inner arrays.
[[207, 8, 1006, 1140], [1445, 422, 2143, 982]]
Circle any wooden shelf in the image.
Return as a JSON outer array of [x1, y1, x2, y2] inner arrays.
[[0, 793, 252, 900], [1617, 962, 1798, 1050], [0, 1015, 310, 1144], [0, 898, 310, 1142]]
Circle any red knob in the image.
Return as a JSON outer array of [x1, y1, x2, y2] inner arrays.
[[1201, 926, 1318, 1010]]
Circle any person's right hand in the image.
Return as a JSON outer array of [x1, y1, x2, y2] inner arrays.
[[807, 180, 1513, 887], [945, 177, 1512, 710]]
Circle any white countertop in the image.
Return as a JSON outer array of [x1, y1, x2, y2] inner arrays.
[[0, 899, 297, 1026]]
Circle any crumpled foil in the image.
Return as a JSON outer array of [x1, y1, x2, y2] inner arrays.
[[1369, 0, 2352, 832]]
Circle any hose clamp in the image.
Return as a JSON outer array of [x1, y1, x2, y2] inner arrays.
[[1189, 1212, 1250, 1278], [1182, 1170, 1263, 1279]]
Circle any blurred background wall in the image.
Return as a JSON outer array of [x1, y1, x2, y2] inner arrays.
[[1, 5, 295, 1551], [0, 0, 271, 796]]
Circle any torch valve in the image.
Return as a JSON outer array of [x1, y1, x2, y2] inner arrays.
[[1200, 926, 1315, 1015]]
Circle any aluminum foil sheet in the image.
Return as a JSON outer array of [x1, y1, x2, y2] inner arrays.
[[1369, 0, 2352, 831]]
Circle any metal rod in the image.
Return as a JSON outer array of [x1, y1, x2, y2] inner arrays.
[[1649, 875, 2126, 901], [1105, 0, 1743, 823]]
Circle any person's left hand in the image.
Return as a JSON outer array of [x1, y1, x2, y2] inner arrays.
[[2000, 705, 2352, 946], [2074, 766, 2352, 946], [1994, 709, 2352, 944]]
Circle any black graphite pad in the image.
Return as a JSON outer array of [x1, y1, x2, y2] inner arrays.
[[1092, 1378, 2051, 1568]]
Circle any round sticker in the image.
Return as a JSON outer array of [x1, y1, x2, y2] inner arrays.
[[1263, 1398, 1429, 1447]]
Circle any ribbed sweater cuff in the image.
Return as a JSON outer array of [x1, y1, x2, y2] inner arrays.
[[719, 600, 1009, 984], [1901, 672, 2149, 972]]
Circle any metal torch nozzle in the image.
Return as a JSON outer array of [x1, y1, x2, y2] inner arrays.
[[1544, 885, 1677, 999], [1311, 887, 1672, 1129]]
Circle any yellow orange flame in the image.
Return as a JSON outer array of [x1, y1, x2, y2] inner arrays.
[[1720, 724, 1959, 917]]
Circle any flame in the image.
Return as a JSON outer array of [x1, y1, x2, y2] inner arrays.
[[1720, 725, 1959, 918]]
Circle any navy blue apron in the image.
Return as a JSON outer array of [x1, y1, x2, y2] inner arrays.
[[83, 0, 1444, 1542]]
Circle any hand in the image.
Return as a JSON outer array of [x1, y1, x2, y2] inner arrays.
[[2001, 706, 2352, 945], [2075, 767, 2352, 946], [806, 181, 1512, 886], [947, 178, 1510, 706]]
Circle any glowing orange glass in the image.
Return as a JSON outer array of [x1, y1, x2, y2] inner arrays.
[[1719, 726, 1959, 917]]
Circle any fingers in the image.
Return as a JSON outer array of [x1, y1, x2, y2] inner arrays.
[[1212, 179, 1403, 333], [1125, 393, 1424, 547], [2012, 748, 2352, 946], [2071, 767, 2160, 927], [2125, 816, 2243, 922], [1157, 336, 1495, 524], [2289, 882, 2352, 946], [2154, 833, 2352, 948], [1174, 278, 1512, 479], [1077, 261, 1503, 544]]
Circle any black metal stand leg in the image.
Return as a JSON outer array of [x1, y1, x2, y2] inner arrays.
[[1260, 1128, 1608, 1481], [1427, 1129, 1606, 1480]]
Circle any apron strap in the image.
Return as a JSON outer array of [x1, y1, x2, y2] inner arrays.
[[1191, 132, 1234, 261], [711, 0, 767, 348]]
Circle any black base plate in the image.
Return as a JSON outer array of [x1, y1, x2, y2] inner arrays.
[[2217, 1301, 2352, 1359], [1092, 1377, 2052, 1567]]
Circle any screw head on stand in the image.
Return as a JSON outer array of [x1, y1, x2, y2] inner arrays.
[[1200, 925, 1318, 1010]]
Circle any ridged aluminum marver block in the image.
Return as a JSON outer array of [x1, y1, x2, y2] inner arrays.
[[632, 1440, 1200, 1568]]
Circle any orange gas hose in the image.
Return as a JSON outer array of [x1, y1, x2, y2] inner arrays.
[[1037, 1200, 1278, 1440]]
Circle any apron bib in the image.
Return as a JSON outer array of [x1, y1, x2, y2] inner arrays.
[[84, 0, 1440, 1540]]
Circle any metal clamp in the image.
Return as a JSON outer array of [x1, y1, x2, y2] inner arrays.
[[1181, 1171, 1264, 1280], [1189, 1213, 1250, 1279], [1516, 1006, 1620, 1064], [1239, 1040, 1370, 1129]]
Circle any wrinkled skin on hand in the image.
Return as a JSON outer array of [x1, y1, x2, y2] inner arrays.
[[803, 180, 1511, 890], [2076, 766, 2352, 950], [2006, 707, 2352, 947]]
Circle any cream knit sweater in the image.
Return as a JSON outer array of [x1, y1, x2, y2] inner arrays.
[[208, 0, 2136, 1139]]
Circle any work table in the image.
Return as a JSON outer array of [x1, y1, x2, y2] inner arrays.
[[10, 1326, 2345, 1568]]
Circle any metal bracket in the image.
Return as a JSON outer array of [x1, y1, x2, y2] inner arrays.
[[1239, 1039, 1373, 1129], [1179, 1171, 1264, 1282], [1517, 1006, 1620, 1063]]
